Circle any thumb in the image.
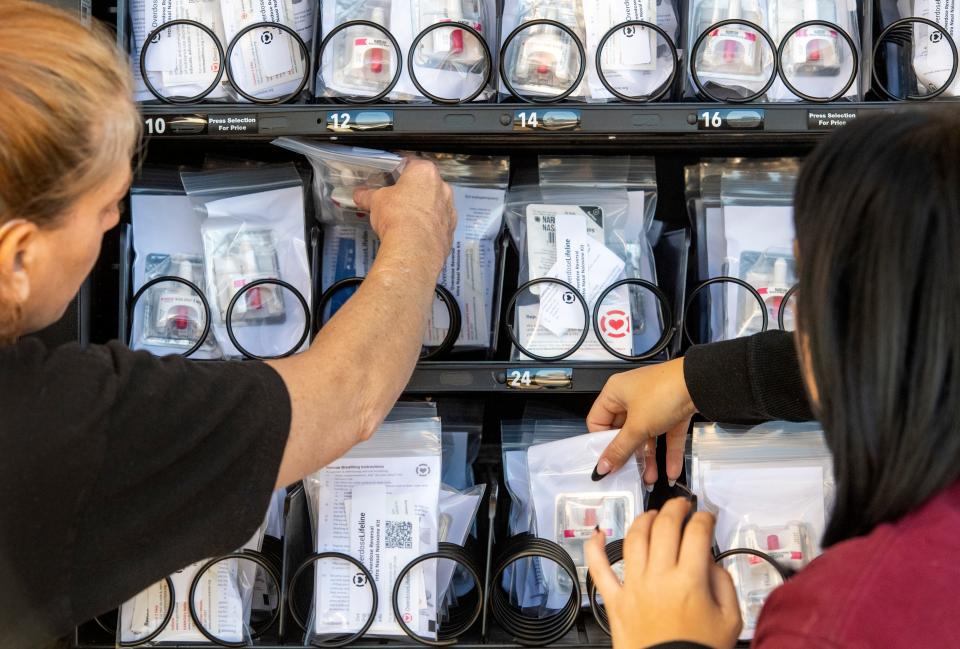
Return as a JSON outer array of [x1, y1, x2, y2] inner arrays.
[[585, 528, 621, 602], [353, 187, 378, 212], [594, 419, 650, 480]]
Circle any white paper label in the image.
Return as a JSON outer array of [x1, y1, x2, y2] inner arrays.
[[519, 204, 632, 359]]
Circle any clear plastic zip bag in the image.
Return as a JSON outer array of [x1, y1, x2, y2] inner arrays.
[[584, 0, 681, 102], [219, 0, 316, 103], [766, 0, 864, 102], [684, 157, 800, 343], [318, 0, 497, 102], [407, 152, 509, 350], [527, 429, 645, 612], [304, 412, 442, 642], [500, 421, 645, 617], [685, 0, 778, 101], [500, 0, 589, 101], [131, 0, 231, 102], [132, 0, 315, 104], [689, 421, 834, 641], [117, 526, 266, 645], [273, 138, 405, 224], [137, 254, 220, 355], [180, 164, 312, 360], [130, 169, 220, 359], [504, 156, 664, 361], [870, 0, 960, 99], [403, 0, 499, 103]]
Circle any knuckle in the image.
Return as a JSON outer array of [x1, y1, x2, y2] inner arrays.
[[684, 514, 712, 537]]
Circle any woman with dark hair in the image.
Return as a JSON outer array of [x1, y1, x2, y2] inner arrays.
[[584, 111, 960, 648]]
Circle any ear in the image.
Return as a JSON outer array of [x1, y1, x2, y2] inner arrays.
[[0, 219, 39, 306]]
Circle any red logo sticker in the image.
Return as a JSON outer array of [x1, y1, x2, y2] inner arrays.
[[600, 309, 630, 339]]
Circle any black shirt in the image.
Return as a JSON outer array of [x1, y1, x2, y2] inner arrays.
[[0, 339, 291, 649], [685, 330, 813, 423]]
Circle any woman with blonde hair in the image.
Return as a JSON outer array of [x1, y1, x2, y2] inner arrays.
[[0, 4, 456, 647]]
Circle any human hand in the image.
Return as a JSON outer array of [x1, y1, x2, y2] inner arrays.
[[585, 498, 742, 649], [354, 159, 457, 276], [587, 358, 696, 487]]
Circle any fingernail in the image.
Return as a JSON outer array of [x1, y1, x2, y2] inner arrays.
[[668, 479, 677, 488], [591, 459, 612, 482], [594, 525, 601, 534], [646, 483, 655, 493]]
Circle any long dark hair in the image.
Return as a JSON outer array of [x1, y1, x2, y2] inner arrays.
[[794, 111, 960, 547]]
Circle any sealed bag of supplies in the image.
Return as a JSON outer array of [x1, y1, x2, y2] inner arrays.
[[684, 0, 777, 101], [181, 164, 312, 359], [117, 526, 267, 645], [689, 421, 834, 640], [500, 0, 681, 101], [500, 421, 644, 614], [870, 0, 960, 99], [583, 0, 681, 101], [131, 0, 315, 103], [505, 156, 665, 361], [685, 157, 800, 342], [766, 0, 863, 102], [499, 0, 589, 100], [219, 0, 315, 103], [403, 0, 499, 102], [528, 428, 644, 609], [316, 0, 498, 102], [130, 168, 220, 359], [685, 0, 863, 102], [304, 412, 442, 641]]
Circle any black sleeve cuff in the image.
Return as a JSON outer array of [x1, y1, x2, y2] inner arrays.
[[747, 331, 814, 422], [684, 331, 814, 423]]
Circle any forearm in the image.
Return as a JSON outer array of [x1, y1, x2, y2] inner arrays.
[[268, 237, 441, 487], [684, 330, 814, 423]]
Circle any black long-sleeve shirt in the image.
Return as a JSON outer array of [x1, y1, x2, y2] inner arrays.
[[684, 330, 813, 423]]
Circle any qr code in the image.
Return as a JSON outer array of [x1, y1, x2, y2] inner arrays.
[[385, 521, 414, 549]]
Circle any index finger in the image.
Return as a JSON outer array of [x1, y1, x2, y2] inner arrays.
[[586, 383, 626, 433]]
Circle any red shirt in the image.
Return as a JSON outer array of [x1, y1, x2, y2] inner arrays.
[[753, 481, 960, 648]]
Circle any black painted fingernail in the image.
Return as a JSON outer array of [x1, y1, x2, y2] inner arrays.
[[592, 459, 612, 481], [591, 463, 608, 482], [595, 525, 601, 533]]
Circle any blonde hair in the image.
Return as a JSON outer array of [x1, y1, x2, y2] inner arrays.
[[0, 1, 140, 344], [0, 1, 141, 226]]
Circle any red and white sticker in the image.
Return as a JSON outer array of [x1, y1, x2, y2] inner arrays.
[[599, 309, 631, 339]]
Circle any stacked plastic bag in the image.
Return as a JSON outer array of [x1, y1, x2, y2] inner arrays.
[[685, 157, 800, 342], [129, 164, 312, 360], [689, 421, 834, 641], [132, 0, 314, 103]]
